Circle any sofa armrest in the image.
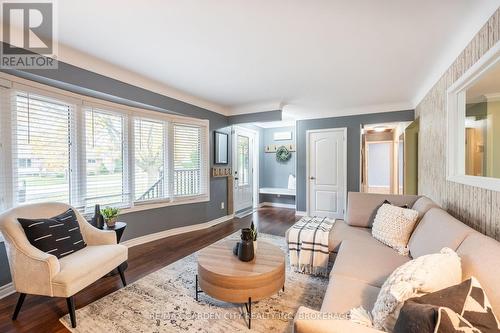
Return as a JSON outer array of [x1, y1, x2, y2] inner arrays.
[[293, 307, 383, 333], [80, 223, 117, 245], [346, 192, 419, 227], [74, 210, 117, 245], [3, 232, 60, 296]]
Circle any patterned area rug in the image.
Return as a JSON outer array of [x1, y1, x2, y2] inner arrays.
[[60, 233, 329, 332]]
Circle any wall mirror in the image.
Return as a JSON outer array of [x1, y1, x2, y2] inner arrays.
[[447, 41, 500, 191], [214, 131, 228, 164]]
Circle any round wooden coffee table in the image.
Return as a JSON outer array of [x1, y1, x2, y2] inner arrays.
[[196, 238, 285, 329]]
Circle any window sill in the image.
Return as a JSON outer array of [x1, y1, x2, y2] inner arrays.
[[119, 195, 210, 215]]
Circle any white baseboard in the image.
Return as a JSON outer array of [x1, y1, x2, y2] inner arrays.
[[259, 202, 296, 209], [0, 282, 15, 299], [295, 210, 307, 216], [121, 214, 234, 248]]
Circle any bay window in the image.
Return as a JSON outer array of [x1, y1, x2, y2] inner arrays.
[[134, 118, 166, 202], [84, 107, 128, 210], [13, 92, 73, 205], [0, 80, 209, 214], [173, 124, 202, 196]]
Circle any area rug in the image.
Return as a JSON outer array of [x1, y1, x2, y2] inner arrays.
[[60, 233, 329, 332]]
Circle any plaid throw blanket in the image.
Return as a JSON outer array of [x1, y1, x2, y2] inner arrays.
[[287, 216, 335, 276]]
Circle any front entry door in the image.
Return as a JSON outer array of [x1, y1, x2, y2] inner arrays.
[[233, 127, 254, 212], [307, 128, 346, 219]]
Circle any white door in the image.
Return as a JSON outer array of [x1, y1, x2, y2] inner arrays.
[[233, 127, 254, 212], [307, 128, 346, 219]]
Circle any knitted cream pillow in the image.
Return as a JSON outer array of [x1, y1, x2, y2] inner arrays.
[[372, 203, 419, 255]]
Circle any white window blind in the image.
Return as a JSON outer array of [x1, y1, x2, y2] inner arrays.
[[83, 107, 128, 210], [0, 88, 9, 211], [173, 124, 206, 197], [134, 118, 166, 201], [0, 79, 210, 215], [11, 91, 75, 205]]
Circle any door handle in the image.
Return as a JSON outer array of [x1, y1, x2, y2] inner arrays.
[[310, 176, 315, 180]]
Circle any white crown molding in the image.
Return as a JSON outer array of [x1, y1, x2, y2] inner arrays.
[[0, 282, 15, 299], [55, 43, 231, 116], [283, 101, 414, 121], [1, 24, 230, 116], [484, 92, 500, 102], [411, 7, 499, 109], [121, 214, 234, 248]]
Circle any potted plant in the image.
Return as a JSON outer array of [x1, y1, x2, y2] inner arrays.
[[101, 207, 120, 228], [250, 221, 258, 253]]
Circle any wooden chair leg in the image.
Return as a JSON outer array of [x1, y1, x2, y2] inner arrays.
[[117, 264, 127, 287], [66, 296, 77, 328], [12, 293, 26, 320]]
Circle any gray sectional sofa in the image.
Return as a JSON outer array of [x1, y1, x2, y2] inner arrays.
[[293, 192, 500, 333]]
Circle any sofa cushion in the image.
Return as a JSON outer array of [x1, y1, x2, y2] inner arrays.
[[457, 233, 500, 319], [52, 244, 128, 297], [371, 204, 419, 255], [346, 192, 419, 228], [411, 196, 440, 220], [331, 239, 410, 287], [408, 208, 475, 258], [329, 220, 373, 252], [321, 274, 380, 314]]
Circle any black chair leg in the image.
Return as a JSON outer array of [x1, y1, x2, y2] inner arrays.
[[117, 264, 127, 287], [66, 296, 76, 328], [12, 293, 26, 320]]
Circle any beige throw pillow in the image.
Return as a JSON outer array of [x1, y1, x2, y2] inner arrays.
[[372, 203, 419, 255]]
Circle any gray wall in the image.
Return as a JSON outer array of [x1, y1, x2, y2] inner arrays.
[[261, 126, 296, 188], [259, 126, 296, 205], [0, 57, 232, 285], [296, 110, 414, 211], [0, 244, 10, 286]]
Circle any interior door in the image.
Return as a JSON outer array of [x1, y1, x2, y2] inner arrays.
[[308, 129, 346, 219], [233, 127, 254, 212]]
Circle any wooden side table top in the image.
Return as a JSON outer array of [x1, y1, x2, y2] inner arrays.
[[197, 238, 285, 303]]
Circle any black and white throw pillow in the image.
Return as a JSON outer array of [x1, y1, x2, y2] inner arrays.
[[18, 208, 87, 259], [394, 277, 500, 333]]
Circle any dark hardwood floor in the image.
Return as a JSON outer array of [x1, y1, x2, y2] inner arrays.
[[0, 207, 298, 333]]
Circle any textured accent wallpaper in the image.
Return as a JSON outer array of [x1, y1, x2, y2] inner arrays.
[[416, 8, 500, 240]]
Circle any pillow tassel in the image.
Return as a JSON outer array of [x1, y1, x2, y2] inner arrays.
[[350, 307, 374, 327]]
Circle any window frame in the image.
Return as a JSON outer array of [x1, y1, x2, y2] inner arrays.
[[0, 74, 210, 215], [446, 41, 500, 191]]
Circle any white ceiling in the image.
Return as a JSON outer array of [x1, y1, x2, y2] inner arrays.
[[7, 1, 500, 119]]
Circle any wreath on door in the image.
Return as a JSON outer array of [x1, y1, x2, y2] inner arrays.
[[276, 145, 292, 163]]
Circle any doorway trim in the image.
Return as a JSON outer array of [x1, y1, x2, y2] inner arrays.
[[306, 127, 347, 218], [232, 125, 260, 213]]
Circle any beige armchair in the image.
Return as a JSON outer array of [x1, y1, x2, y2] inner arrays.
[[0, 202, 128, 328]]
